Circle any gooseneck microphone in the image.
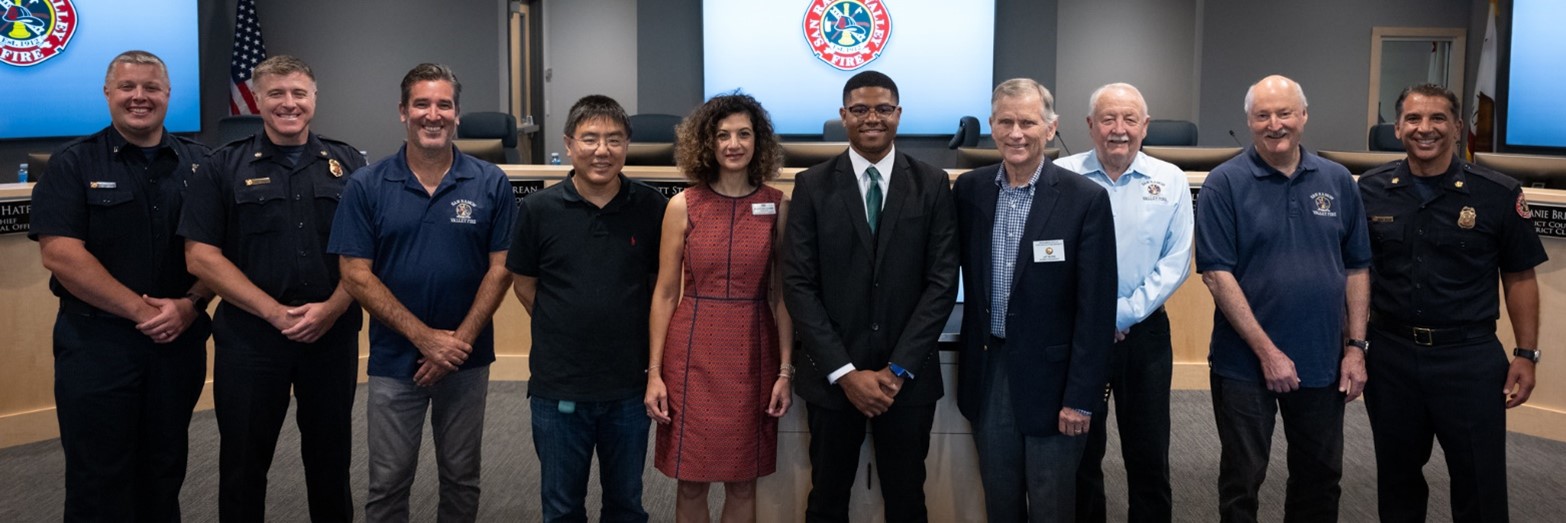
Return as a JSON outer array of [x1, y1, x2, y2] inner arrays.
[[1227, 130, 1243, 147]]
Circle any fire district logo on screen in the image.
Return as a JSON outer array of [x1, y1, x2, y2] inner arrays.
[[0, 0, 76, 67], [803, 0, 891, 71]]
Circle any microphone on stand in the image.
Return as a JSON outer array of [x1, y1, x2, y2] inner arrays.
[[1227, 130, 1244, 147], [1055, 134, 1072, 156]]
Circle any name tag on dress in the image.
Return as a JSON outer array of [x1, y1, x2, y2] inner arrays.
[[752, 202, 776, 215], [1033, 239, 1065, 263]]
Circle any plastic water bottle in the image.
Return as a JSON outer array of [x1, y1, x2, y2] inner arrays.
[[549, 152, 561, 165], [17, 163, 28, 183]]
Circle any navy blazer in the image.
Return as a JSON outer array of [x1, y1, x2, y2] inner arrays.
[[783, 150, 960, 410], [953, 160, 1118, 436]]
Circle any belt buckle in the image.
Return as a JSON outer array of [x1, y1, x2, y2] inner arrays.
[[1412, 327, 1434, 346]]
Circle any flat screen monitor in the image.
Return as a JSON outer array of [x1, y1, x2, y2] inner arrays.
[[703, 0, 995, 136], [0, 0, 201, 139], [1473, 152, 1566, 189], [1140, 146, 1242, 172], [1314, 150, 1406, 175], [1499, 0, 1566, 152]]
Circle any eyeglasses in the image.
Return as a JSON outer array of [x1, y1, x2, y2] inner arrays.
[[845, 104, 898, 118], [569, 135, 627, 151]]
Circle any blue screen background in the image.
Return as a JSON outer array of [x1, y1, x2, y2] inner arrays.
[[0, 0, 201, 140], [704, 0, 995, 136], [1505, 0, 1566, 149]]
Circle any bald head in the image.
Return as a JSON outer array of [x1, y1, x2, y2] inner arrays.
[[1244, 75, 1308, 114]]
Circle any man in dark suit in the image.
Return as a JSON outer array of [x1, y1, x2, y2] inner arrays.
[[783, 70, 960, 523], [953, 78, 1118, 521]]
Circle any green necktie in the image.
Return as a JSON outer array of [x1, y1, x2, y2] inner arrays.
[[865, 166, 883, 233]]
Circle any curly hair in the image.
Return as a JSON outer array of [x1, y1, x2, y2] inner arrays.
[[674, 93, 782, 186]]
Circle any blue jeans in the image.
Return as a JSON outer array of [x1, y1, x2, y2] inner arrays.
[[366, 366, 490, 523], [972, 339, 1089, 522], [530, 395, 650, 523], [1210, 373, 1344, 523]]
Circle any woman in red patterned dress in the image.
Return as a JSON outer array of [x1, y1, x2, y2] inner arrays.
[[644, 93, 794, 522]]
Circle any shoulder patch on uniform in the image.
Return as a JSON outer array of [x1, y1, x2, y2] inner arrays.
[[1517, 192, 1532, 219]]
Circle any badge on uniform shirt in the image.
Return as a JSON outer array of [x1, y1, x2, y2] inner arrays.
[[191, 163, 199, 174], [1458, 206, 1477, 229], [752, 202, 776, 215], [244, 177, 271, 186], [450, 199, 478, 224], [1143, 180, 1167, 202], [1033, 239, 1065, 263], [1311, 192, 1337, 217], [329, 159, 345, 178], [1517, 193, 1532, 219], [88, 181, 116, 189]]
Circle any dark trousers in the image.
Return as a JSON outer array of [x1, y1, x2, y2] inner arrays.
[[1210, 373, 1344, 523], [973, 335, 1088, 522], [805, 400, 936, 523], [529, 395, 650, 523], [53, 311, 208, 522], [1076, 309, 1173, 523], [213, 305, 358, 523], [1365, 328, 1510, 523]]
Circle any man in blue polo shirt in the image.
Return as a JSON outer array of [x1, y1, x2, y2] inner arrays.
[[328, 63, 516, 522], [1195, 75, 1371, 522]]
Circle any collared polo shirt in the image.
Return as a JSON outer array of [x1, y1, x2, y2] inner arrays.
[[1057, 150, 1194, 331], [327, 145, 516, 378], [31, 126, 209, 308], [1195, 146, 1371, 387], [506, 173, 667, 402]]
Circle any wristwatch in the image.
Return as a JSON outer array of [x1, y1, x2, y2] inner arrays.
[[1514, 347, 1542, 364], [1345, 338, 1370, 354]]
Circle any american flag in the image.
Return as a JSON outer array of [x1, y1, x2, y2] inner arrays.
[[228, 0, 267, 115]]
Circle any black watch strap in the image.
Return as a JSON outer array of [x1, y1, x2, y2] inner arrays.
[[1514, 347, 1542, 364], [184, 292, 211, 310], [1346, 338, 1370, 353]]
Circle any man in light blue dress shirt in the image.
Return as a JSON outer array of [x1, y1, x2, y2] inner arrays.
[[1055, 83, 1193, 523]]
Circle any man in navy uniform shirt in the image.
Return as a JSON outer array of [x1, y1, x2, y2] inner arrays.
[[31, 49, 213, 522], [1195, 75, 1371, 522], [1358, 83, 1546, 522], [181, 55, 366, 522]]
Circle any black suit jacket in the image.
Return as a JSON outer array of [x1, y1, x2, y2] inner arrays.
[[783, 150, 960, 410], [953, 161, 1118, 436]]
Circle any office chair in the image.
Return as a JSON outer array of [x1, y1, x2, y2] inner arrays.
[[628, 113, 683, 143], [1143, 119, 1199, 146], [213, 115, 264, 146], [947, 116, 980, 149], [1368, 123, 1405, 152], [823, 119, 848, 141], [457, 112, 522, 164]]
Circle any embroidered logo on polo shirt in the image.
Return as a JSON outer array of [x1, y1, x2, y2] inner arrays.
[[1143, 180, 1168, 202], [1311, 192, 1336, 217], [451, 199, 477, 224]]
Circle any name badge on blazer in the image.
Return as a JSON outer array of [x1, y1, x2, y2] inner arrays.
[[752, 202, 776, 215], [1033, 239, 1065, 263]]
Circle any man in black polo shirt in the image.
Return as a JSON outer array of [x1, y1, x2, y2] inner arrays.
[[180, 55, 366, 522], [1359, 83, 1546, 522], [30, 49, 213, 522], [508, 95, 666, 522]]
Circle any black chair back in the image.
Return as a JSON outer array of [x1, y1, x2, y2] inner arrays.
[[1368, 123, 1404, 152], [1144, 120, 1199, 146], [947, 116, 980, 149], [628, 114, 682, 143]]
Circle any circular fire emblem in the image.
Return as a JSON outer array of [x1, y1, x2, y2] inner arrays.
[[1, 0, 76, 67], [803, 0, 891, 71]]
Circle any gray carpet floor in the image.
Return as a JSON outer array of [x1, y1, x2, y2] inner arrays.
[[4, 382, 1565, 521]]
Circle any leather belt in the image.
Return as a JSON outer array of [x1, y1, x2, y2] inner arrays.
[[1370, 317, 1494, 347]]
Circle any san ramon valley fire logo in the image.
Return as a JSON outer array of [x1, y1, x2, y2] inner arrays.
[[1, 0, 76, 67], [803, 0, 891, 71]]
